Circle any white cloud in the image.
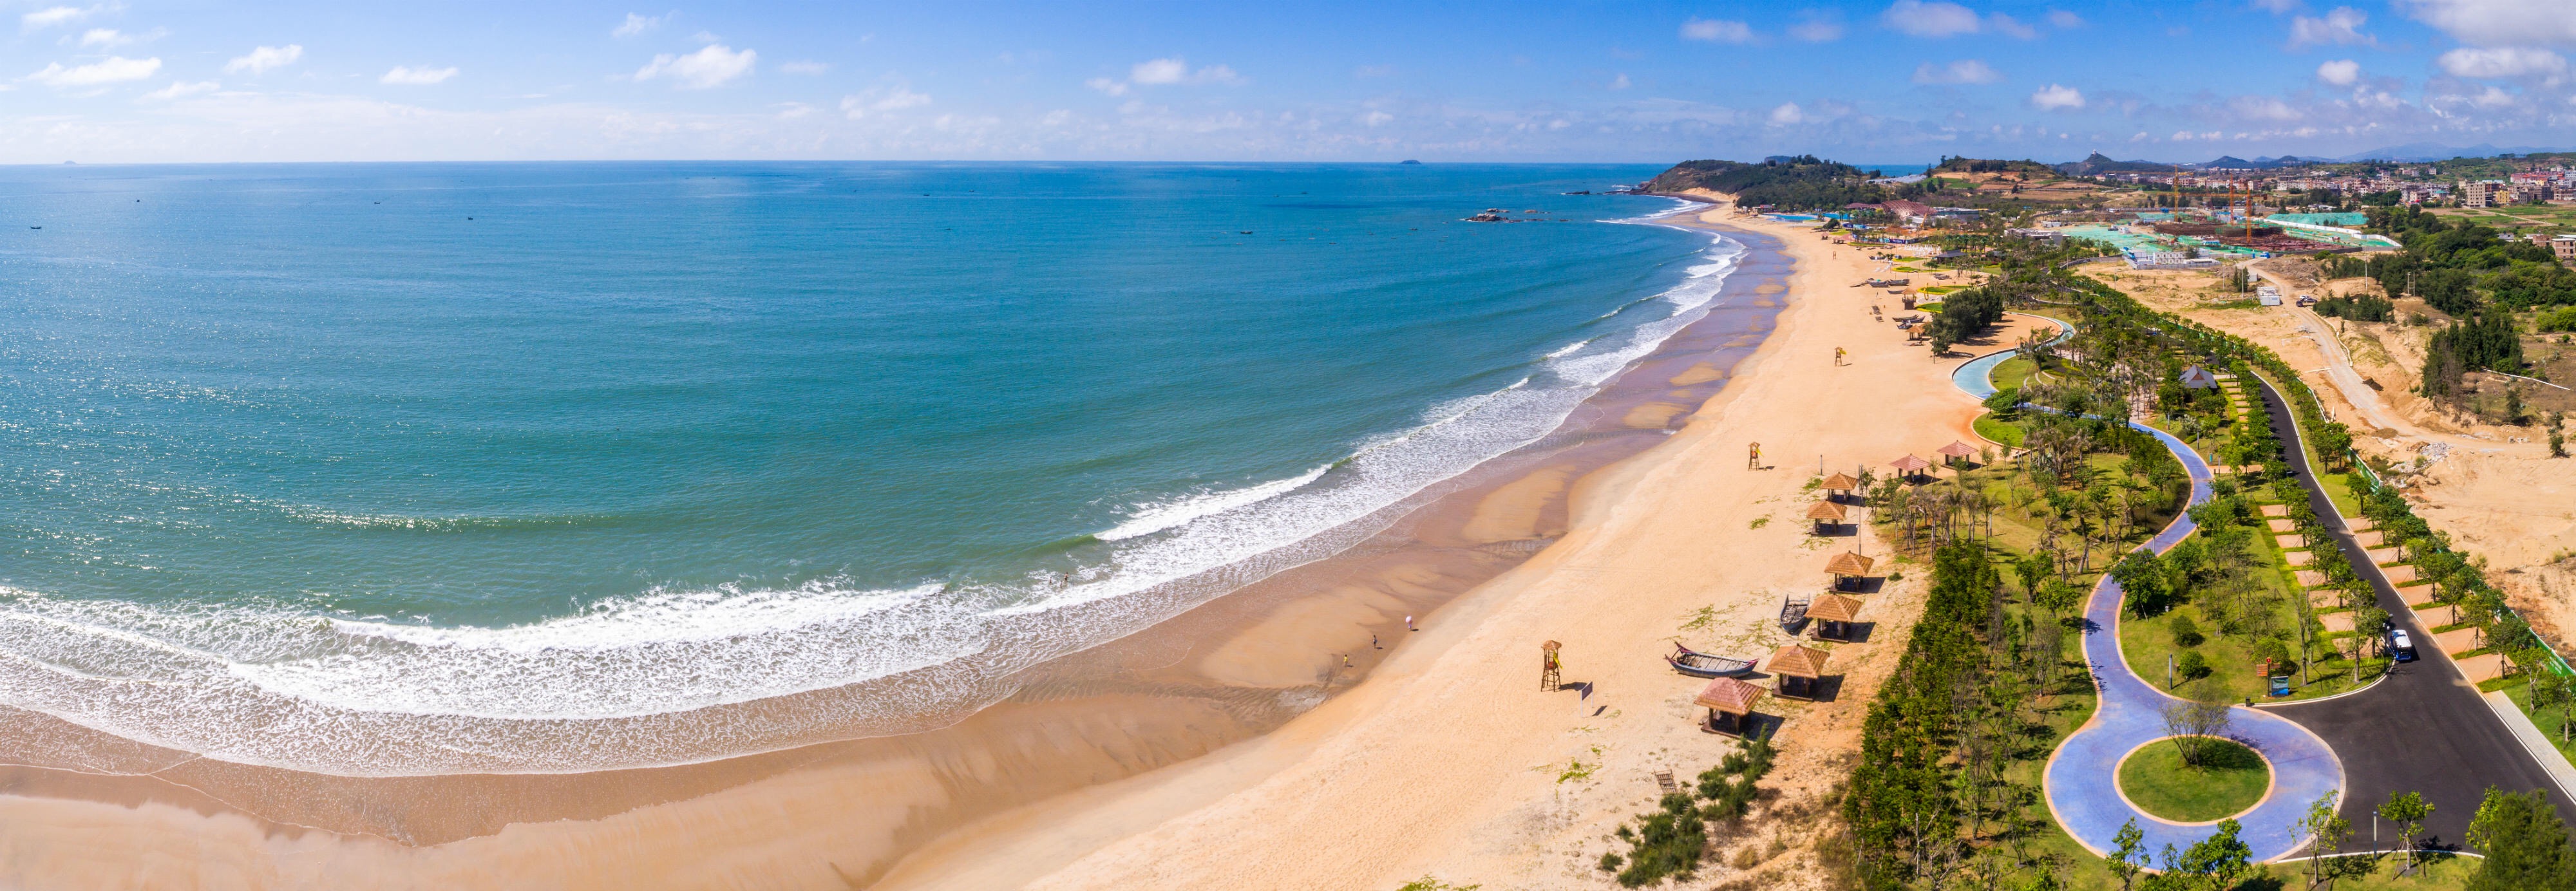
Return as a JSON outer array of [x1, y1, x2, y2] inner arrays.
[[1913, 59, 2003, 84], [77, 27, 128, 47], [613, 12, 665, 38], [2047, 9, 2083, 27], [2252, 0, 2302, 12], [779, 60, 829, 75], [2438, 46, 2567, 79], [1130, 57, 1188, 84], [1991, 14, 2039, 39], [2398, 0, 2576, 50], [634, 44, 756, 88], [140, 79, 216, 100], [1089, 57, 1241, 95], [2470, 84, 2518, 108], [224, 44, 303, 75], [20, 5, 96, 31], [1882, 0, 1982, 37], [2029, 83, 2086, 110], [1611, 73, 1631, 89], [839, 82, 929, 118], [1768, 101, 1804, 124], [2316, 59, 2362, 84], [1680, 17, 1754, 43], [1362, 109, 1393, 126], [26, 55, 157, 86], [1353, 64, 1395, 77], [1789, 18, 1845, 41], [2289, 7, 2374, 48], [380, 66, 457, 85]]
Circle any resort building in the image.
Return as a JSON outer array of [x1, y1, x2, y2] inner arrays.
[[2006, 227, 2065, 246], [2555, 234, 2576, 266], [2179, 366, 2219, 389]]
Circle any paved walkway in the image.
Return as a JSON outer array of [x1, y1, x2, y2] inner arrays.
[[1953, 326, 2342, 862]]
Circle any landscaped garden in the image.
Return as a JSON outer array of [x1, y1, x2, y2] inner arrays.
[[2117, 737, 2269, 823]]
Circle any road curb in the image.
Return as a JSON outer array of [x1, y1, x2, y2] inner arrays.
[[2483, 689, 2576, 804]]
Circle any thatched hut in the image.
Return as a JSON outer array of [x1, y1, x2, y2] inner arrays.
[[1819, 471, 1861, 502], [1806, 593, 1865, 641], [1824, 551, 1876, 591], [1694, 676, 1765, 736], [1805, 499, 1849, 534], [1767, 645, 1832, 699]]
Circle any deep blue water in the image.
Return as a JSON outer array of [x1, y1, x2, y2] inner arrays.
[[0, 162, 1741, 772]]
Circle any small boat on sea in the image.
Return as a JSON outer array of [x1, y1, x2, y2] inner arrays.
[[1666, 642, 1756, 678]]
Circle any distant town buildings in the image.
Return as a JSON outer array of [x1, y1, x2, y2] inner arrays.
[[2462, 180, 2503, 208]]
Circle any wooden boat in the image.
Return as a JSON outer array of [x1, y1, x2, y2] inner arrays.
[[1667, 643, 1756, 678], [1779, 594, 1812, 633]]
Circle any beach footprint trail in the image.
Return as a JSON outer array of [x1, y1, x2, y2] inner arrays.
[[1955, 317, 2343, 863]]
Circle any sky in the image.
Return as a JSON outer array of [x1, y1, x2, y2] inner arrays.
[[3, 1, 2574, 165]]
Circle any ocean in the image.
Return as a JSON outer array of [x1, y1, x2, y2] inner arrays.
[[0, 162, 1742, 774]]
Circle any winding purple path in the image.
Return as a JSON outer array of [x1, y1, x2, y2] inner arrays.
[[1953, 339, 2343, 861]]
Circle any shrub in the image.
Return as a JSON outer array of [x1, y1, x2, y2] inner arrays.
[[2177, 650, 2210, 680], [2169, 613, 2206, 648]]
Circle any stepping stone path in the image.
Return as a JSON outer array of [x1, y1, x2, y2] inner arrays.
[[2350, 530, 2383, 547], [2276, 534, 2306, 549], [2436, 626, 2483, 655], [2260, 504, 2290, 518], [2320, 612, 2357, 633], [2269, 519, 2298, 532], [2286, 550, 2315, 567]]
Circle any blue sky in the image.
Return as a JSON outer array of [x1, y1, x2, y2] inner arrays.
[[4, 1, 2573, 164]]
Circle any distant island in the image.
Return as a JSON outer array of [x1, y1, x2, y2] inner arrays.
[[1399, 159, 1422, 165]]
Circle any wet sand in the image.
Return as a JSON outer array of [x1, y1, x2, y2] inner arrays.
[[0, 203, 1805, 888]]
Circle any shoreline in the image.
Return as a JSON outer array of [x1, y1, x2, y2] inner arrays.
[[970, 203, 2052, 888], [0, 201, 1797, 888]]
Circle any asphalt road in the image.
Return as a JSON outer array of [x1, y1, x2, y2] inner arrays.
[[2244, 372, 2576, 851]]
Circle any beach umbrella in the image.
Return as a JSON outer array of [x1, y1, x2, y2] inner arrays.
[[1818, 471, 1860, 493], [1806, 594, 1865, 641], [1888, 454, 1931, 477], [1937, 440, 1978, 459], [1766, 645, 1832, 700]]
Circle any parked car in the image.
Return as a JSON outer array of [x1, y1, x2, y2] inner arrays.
[[2388, 628, 2418, 662]]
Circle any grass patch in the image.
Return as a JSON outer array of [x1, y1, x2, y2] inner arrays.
[[1989, 356, 2039, 392], [2117, 738, 2270, 823], [1973, 411, 2027, 449]]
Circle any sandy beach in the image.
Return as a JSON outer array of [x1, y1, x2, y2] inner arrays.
[[887, 203, 2051, 889], [0, 200, 2047, 890]]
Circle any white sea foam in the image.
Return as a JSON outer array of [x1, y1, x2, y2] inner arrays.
[[0, 218, 1753, 777], [1095, 465, 1331, 543]]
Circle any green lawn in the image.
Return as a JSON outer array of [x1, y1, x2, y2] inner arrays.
[[2118, 738, 2269, 822], [1991, 356, 2038, 392], [1974, 411, 2027, 449], [2503, 679, 2576, 760]]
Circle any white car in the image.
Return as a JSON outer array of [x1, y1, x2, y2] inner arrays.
[[2387, 628, 2417, 662]]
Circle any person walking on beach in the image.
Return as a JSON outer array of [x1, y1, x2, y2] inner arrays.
[[1834, 347, 1846, 367], [1747, 442, 1761, 470], [1406, 615, 1416, 632]]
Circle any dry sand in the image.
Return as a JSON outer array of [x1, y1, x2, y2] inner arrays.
[[0, 201, 2022, 890]]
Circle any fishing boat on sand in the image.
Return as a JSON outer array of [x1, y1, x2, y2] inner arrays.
[[1665, 642, 1756, 678]]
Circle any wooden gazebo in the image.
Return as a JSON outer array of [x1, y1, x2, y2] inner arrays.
[[1824, 551, 1876, 591], [1805, 499, 1849, 534], [1937, 440, 1978, 467], [1819, 471, 1861, 502], [1694, 676, 1765, 736], [1768, 645, 1831, 700], [1889, 453, 1933, 483], [1806, 592, 1865, 641]]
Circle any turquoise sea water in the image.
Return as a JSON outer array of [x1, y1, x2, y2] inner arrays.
[[0, 162, 1740, 773]]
